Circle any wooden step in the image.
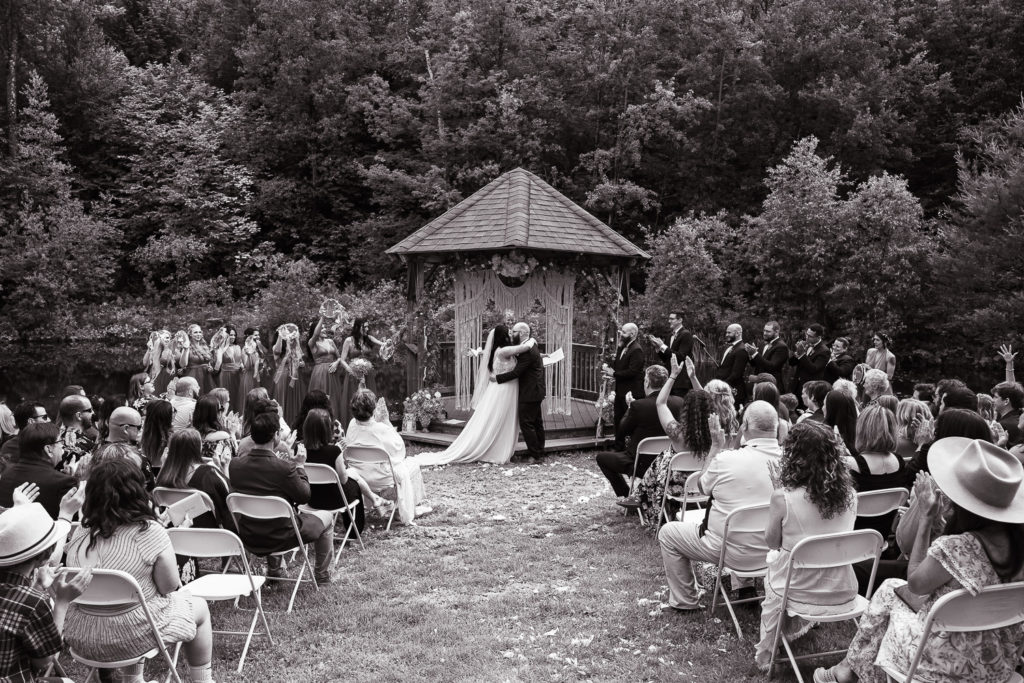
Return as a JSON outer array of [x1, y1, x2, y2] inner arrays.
[[400, 431, 608, 456]]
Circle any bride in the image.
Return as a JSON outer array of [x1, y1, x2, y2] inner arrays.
[[415, 324, 535, 466]]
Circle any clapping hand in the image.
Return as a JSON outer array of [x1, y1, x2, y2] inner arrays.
[[991, 420, 1009, 448], [53, 568, 92, 603], [670, 354, 681, 378], [625, 391, 634, 406], [914, 473, 941, 520], [744, 343, 757, 355], [649, 334, 664, 348], [708, 414, 726, 449], [12, 482, 40, 506], [909, 414, 935, 446], [684, 357, 696, 378], [58, 485, 86, 521], [998, 344, 1017, 364], [795, 340, 808, 355]]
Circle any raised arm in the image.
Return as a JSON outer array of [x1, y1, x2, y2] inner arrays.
[[999, 344, 1016, 384], [496, 338, 535, 359], [308, 318, 325, 352]]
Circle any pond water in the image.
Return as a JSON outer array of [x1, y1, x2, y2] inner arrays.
[[0, 340, 410, 415]]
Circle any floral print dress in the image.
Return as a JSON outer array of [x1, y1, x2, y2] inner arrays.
[[846, 533, 1024, 683], [635, 419, 705, 526]]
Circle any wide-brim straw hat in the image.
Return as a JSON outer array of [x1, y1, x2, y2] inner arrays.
[[0, 503, 62, 567], [929, 437, 1024, 524]]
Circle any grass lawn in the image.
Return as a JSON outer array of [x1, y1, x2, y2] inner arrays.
[[63, 450, 855, 682]]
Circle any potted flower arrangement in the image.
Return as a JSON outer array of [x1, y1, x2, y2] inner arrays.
[[594, 379, 615, 439], [403, 389, 445, 432]]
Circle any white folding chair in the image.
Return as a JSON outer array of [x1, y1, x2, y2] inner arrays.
[[709, 503, 772, 638], [344, 445, 400, 531], [153, 487, 218, 519], [66, 568, 183, 683], [660, 450, 708, 524], [299, 462, 365, 564], [226, 493, 319, 613], [621, 436, 671, 523], [166, 528, 273, 673], [766, 529, 884, 682], [881, 581, 1024, 682], [855, 489, 909, 518]]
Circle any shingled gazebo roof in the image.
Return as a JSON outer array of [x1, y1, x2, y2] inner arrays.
[[386, 168, 649, 261]]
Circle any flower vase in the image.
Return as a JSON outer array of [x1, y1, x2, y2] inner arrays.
[[402, 414, 416, 433], [417, 417, 431, 432]]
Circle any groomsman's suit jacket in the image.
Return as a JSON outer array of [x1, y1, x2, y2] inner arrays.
[[715, 341, 750, 404], [789, 341, 831, 398], [611, 339, 645, 448], [658, 327, 694, 396], [750, 338, 790, 392], [825, 353, 857, 383]]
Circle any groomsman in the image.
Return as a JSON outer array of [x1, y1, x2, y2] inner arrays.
[[603, 323, 645, 451], [715, 323, 750, 404], [648, 312, 693, 397], [824, 336, 857, 383], [789, 323, 830, 405], [745, 321, 789, 392]]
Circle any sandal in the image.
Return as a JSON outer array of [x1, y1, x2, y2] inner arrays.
[[813, 667, 838, 683]]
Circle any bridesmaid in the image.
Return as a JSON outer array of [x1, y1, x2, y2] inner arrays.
[[307, 317, 346, 421], [143, 329, 176, 396], [214, 325, 245, 414], [273, 324, 306, 426], [178, 324, 215, 394], [238, 331, 261, 416], [865, 331, 896, 379], [338, 318, 383, 428]]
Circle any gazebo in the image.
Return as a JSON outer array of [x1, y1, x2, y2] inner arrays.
[[387, 167, 649, 416]]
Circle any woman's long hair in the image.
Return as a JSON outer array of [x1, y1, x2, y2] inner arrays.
[[675, 389, 715, 457], [935, 408, 993, 443], [192, 395, 224, 436], [351, 318, 367, 350], [140, 399, 173, 464], [242, 387, 270, 436], [752, 382, 781, 413], [128, 373, 150, 403], [292, 390, 331, 433], [704, 379, 738, 435], [81, 459, 157, 551], [944, 503, 1024, 582], [488, 324, 512, 372], [302, 409, 334, 451], [777, 421, 854, 520], [156, 428, 203, 489], [824, 390, 858, 455]]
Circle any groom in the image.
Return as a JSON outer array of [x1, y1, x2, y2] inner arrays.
[[494, 322, 546, 462]]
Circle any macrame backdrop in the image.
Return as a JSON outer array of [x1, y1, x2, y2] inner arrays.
[[453, 269, 575, 415]]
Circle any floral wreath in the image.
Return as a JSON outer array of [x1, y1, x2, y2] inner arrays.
[[490, 251, 539, 279]]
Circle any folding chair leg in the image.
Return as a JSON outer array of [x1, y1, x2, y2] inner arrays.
[[712, 578, 744, 639], [779, 633, 806, 683], [385, 506, 397, 531], [237, 605, 260, 672], [163, 641, 183, 683]]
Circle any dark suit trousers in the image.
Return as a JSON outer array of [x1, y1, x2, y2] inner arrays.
[[519, 400, 545, 458], [596, 450, 658, 498], [613, 395, 629, 450]]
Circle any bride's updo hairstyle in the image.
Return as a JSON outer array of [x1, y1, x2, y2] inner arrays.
[[489, 324, 512, 372], [351, 389, 377, 421]]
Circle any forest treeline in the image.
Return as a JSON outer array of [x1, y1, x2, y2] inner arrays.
[[1, 0, 1023, 376]]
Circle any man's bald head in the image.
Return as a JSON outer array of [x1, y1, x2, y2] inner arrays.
[[622, 323, 638, 337], [512, 322, 531, 339], [107, 406, 143, 444], [727, 324, 742, 336], [741, 400, 778, 437]]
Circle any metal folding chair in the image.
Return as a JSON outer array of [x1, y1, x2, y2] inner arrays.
[[766, 529, 884, 682], [622, 436, 671, 523], [660, 450, 708, 524], [152, 487, 218, 518], [709, 503, 772, 638], [881, 581, 1024, 682], [226, 493, 319, 613], [66, 568, 183, 683], [299, 462, 365, 564], [166, 528, 273, 672], [855, 488, 909, 518], [344, 445, 400, 531]]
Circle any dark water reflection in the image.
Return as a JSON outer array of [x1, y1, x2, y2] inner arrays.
[[0, 341, 410, 415]]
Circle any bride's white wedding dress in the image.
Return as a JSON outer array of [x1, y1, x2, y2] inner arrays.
[[415, 338, 528, 466]]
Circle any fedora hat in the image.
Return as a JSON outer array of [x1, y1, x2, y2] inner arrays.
[[0, 503, 62, 567], [929, 437, 1024, 523]]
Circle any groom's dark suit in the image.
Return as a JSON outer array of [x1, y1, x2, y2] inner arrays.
[[496, 341, 546, 459]]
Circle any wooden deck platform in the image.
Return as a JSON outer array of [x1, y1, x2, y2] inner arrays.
[[401, 396, 606, 454]]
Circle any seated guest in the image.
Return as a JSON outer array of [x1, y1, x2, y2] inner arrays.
[[0, 423, 78, 520], [847, 406, 911, 540], [799, 381, 831, 424], [64, 460, 214, 683], [170, 377, 200, 433], [156, 428, 235, 532], [192, 395, 236, 474], [779, 393, 799, 422], [851, 363, 871, 406], [862, 369, 890, 405], [933, 378, 968, 414], [0, 503, 92, 682], [128, 372, 157, 417], [751, 382, 790, 443], [345, 390, 426, 525], [241, 388, 270, 439], [140, 399, 174, 468], [755, 421, 857, 670], [895, 399, 932, 460], [0, 402, 50, 474], [56, 395, 96, 475], [635, 387, 714, 524], [912, 383, 935, 406], [939, 385, 978, 413], [824, 390, 858, 456], [598, 365, 684, 505], [292, 390, 332, 438], [705, 379, 739, 441], [831, 379, 859, 407], [991, 381, 1024, 447], [300, 408, 375, 529], [825, 337, 856, 383], [814, 438, 1024, 683], [907, 408, 993, 477], [229, 412, 335, 583], [657, 401, 782, 610], [874, 394, 898, 415]]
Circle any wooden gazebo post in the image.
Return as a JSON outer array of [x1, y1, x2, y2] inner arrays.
[[404, 256, 424, 392]]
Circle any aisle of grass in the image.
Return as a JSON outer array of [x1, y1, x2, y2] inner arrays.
[[65, 451, 853, 682]]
